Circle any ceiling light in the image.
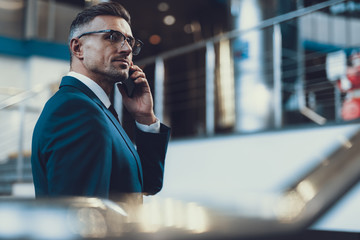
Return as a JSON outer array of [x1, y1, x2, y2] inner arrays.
[[0, 0, 23, 10], [158, 2, 169, 12], [149, 34, 161, 45], [184, 21, 201, 34], [184, 24, 193, 34], [163, 15, 176, 26]]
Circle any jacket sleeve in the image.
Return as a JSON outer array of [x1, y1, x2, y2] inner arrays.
[[35, 94, 112, 198], [135, 123, 171, 195]]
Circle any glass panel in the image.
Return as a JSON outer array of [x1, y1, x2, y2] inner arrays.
[[0, 0, 25, 39]]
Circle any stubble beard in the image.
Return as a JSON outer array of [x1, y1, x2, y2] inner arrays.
[[105, 66, 128, 83], [94, 64, 129, 85]]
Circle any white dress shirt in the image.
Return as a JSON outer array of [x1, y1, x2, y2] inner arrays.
[[67, 71, 160, 133]]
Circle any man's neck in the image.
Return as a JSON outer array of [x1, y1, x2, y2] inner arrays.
[[70, 68, 113, 97], [91, 76, 113, 98]]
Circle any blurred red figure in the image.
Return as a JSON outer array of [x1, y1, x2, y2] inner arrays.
[[339, 51, 360, 120]]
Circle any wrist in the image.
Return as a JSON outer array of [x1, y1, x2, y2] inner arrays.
[[135, 113, 157, 126], [136, 118, 160, 133]]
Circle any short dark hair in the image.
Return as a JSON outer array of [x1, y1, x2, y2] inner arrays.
[[68, 2, 131, 61]]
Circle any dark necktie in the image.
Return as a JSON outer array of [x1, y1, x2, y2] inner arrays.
[[108, 105, 120, 123]]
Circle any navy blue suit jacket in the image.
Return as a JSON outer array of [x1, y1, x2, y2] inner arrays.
[[31, 76, 170, 199]]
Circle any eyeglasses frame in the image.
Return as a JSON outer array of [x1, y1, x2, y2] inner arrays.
[[76, 29, 144, 55]]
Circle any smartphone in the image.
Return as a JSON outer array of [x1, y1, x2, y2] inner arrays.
[[122, 76, 135, 98], [120, 68, 135, 98]]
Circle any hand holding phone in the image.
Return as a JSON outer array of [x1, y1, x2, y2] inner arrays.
[[120, 64, 156, 125]]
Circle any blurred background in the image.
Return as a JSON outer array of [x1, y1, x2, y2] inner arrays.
[[2, 0, 360, 237]]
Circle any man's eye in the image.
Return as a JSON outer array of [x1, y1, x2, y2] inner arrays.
[[127, 38, 135, 47], [110, 33, 122, 42]]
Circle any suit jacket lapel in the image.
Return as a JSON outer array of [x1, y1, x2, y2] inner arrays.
[[59, 76, 144, 186], [102, 104, 144, 186]]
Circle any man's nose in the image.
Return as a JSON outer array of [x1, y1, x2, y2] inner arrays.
[[119, 40, 132, 54]]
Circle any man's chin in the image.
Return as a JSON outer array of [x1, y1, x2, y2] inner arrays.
[[107, 70, 128, 83]]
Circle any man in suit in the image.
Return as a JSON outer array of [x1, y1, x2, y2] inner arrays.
[[31, 2, 171, 203]]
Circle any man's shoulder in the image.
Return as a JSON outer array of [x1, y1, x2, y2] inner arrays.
[[40, 84, 103, 121], [35, 86, 107, 134], [50, 86, 93, 107]]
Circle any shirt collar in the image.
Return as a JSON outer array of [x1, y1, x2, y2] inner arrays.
[[67, 71, 113, 108], [113, 82, 123, 114]]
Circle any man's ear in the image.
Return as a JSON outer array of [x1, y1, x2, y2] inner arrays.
[[70, 38, 84, 60]]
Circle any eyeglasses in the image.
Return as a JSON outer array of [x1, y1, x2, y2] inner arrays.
[[77, 29, 144, 55]]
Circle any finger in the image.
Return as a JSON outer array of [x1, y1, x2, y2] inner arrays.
[[134, 78, 151, 93], [131, 71, 146, 80], [130, 67, 146, 80], [133, 76, 148, 84], [130, 64, 142, 72]]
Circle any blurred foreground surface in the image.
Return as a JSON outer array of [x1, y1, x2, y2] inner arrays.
[[0, 196, 312, 240], [3, 123, 360, 239], [0, 193, 356, 240]]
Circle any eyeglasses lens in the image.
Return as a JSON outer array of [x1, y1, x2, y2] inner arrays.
[[109, 31, 142, 55]]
